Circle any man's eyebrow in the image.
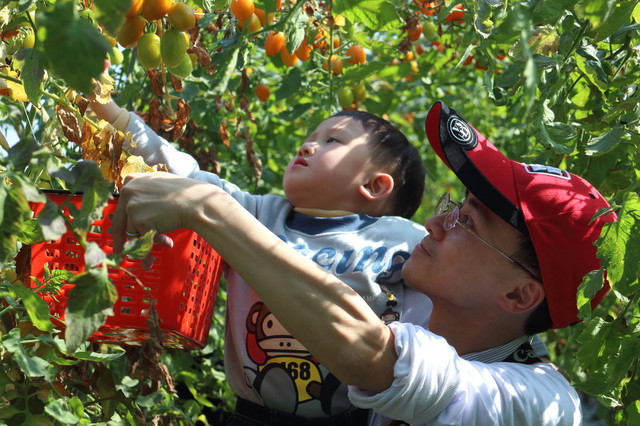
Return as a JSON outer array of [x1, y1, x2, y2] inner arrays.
[[462, 194, 489, 219]]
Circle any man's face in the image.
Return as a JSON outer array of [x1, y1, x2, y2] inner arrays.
[[282, 116, 379, 211], [403, 193, 528, 311]]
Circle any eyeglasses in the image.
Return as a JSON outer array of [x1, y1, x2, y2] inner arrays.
[[435, 192, 539, 279]]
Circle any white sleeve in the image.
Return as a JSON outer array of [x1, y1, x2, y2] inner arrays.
[[348, 322, 582, 425], [125, 113, 260, 211]]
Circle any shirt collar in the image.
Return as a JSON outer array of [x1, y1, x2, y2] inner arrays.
[[461, 335, 532, 364], [293, 207, 355, 217]]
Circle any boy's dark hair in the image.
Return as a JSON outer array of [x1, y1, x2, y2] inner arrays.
[[333, 110, 426, 219], [515, 236, 554, 335]]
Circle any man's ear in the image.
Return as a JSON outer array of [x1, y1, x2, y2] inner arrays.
[[499, 280, 545, 314], [359, 173, 394, 201]]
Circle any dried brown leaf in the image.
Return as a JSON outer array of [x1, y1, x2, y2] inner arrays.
[[170, 75, 183, 92], [219, 121, 230, 149], [148, 70, 164, 98], [56, 105, 82, 144], [173, 99, 191, 140], [148, 98, 163, 133]]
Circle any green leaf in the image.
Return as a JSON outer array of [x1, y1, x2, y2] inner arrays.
[[44, 398, 80, 425], [18, 218, 45, 245], [7, 136, 40, 170], [284, 4, 307, 53], [22, 48, 45, 105], [577, 269, 605, 322], [50, 161, 111, 196], [597, 192, 640, 297], [39, 1, 111, 93], [574, 0, 617, 30], [121, 229, 155, 260], [592, 0, 639, 42], [64, 267, 117, 352], [628, 400, 640, 425], [37, 198, 67, 242], [93, 0, 129, 36], [209, 42, 241, 96], [333, 0, 401, 31], [8, 284, 54, 332], [275, 67, 303, 101], [585, 124, 625, 156], [576, 55, 609, 92], [2, 329, 52, 380], [74, 349, 125, 361]]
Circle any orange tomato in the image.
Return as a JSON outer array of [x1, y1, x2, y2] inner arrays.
[[127, 0, 144, 17], [245, 13, 262, 33], [141, 0, 173, 21], [324, 55, 343, 75], [254, 8, 273, 27], [346, 45, 366, 65], [313, 29, 329, 50], [404, 51, 414, 61], [265, 31, 285, 56], [295, 38, 311, 61], [462, 54, 473, 66], [280, 48, 298, 67], [445, 4, 465, 23], [193, 7, 205, 20], [408, 24, 422, 41], [231, 0, 255, 22], [117, 14, 146, 48], [255, 84, 269, 102]]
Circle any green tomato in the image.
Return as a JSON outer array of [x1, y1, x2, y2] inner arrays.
[[352, 83, 366, 103], [137, 33, 162, 70], [109, 46, 124, 66], [337, 87, 354, 109], [169, 52, 193, 79], [161, 29, 188, 68], [423, 21, 437, 40], [22, 32, 35, 49]]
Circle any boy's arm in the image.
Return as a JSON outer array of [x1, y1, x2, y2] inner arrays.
[[89, 99, 260, 211]]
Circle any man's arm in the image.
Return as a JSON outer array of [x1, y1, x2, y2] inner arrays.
[[113, 172, 398, 392]]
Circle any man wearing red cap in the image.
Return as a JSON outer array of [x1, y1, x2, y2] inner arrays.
[[113, 101, 616, 425]]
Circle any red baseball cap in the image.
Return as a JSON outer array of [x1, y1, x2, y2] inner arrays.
[[425, 101, 616, 329]]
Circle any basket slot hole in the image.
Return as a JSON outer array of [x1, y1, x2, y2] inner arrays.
[[66, 237, 78, 245], [89, 225, 102, 234], [123, 285, 135, 290], [65, 250, 79, 259], [142, 297, 150, 304], [65, 263, 79, 271], [120, 307, 132, 314], [121, 296, 133, 303]]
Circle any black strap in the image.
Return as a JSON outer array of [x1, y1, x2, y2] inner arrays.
[[232, 398, 369, 426]]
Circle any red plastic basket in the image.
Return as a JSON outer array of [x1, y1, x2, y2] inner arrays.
[[29, 191, 223, 349]]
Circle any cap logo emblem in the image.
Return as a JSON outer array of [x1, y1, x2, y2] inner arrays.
[[447, 116, 477, 149], [524, 164, 571, 180]]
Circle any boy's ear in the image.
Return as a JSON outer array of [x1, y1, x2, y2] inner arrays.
[[498, 280, 545, 314], [359, 173, 394, 201]]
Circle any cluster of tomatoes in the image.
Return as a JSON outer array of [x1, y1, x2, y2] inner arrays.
[[405, 2, 496, 71], [0, 9, 35, 58], [114, 0, 202, 79], [225, 0, 369, 106]]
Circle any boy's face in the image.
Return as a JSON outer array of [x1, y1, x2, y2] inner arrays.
[[283, 115, 378, 211]]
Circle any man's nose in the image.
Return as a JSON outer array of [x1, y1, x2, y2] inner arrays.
[[424, 214, 446, 240]]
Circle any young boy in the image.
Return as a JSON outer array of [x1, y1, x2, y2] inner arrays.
[[90, 99, 429, 423]]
